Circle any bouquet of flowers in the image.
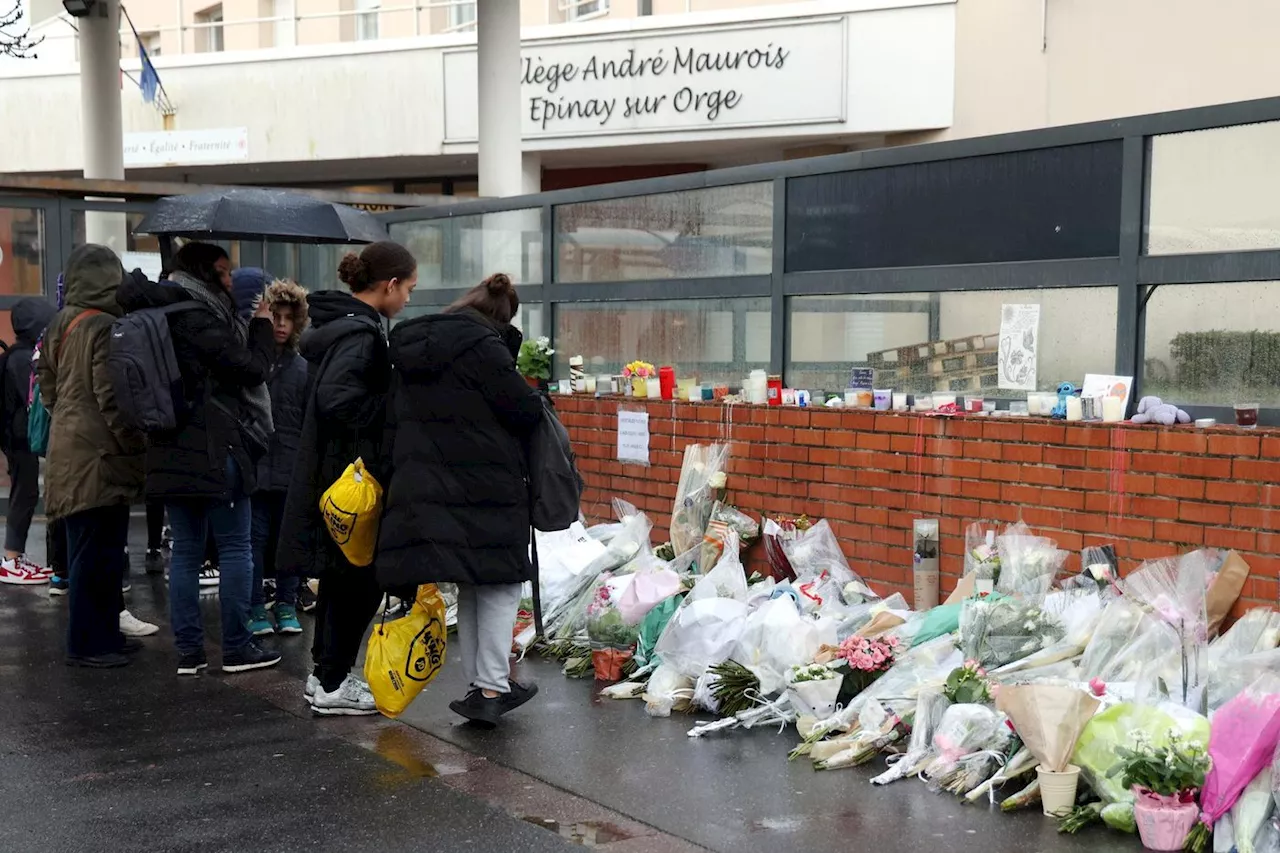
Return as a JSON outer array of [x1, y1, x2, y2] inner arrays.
[[996, 531, 1066, 598], [763, 515, 814, 581], [921, 703, 1013, 794], [959, 594, 1065, 668], [622, 360, 655, 379], [872, 687, 953, 785], [836, 634, 900, 695], [944, 659, 995, 705], [965, 523, 1001, 589], [586, 573, 640, 680], [516, 336, 554, 380], [671, 443, 730, 556]]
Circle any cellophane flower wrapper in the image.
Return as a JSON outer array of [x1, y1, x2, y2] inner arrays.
[[992, 588, 1104, 675], [699, 502, 761, 570], [643, 662, 694, 718], [616, 549, 687, 626], [995, 533, 1065, 598], [959, 594, 1064, 668], [633, 593, 682, 670], [1120, 554, 1211, 709], [1079, 597, 1178, 684], [1211, 608, 1280, 668], [922, 703, 1011, 787], [543, 509, 652, 640], [1198, 674, 1280, 842], [686, 530, 748, 604], [653, 595, 749, 679], [1231, 764, 1274, 853], [732, 596, 833, 695], [872, 687, 952, 785], [670, 443, 729, 556], [587, 573, 640, 652], [994, 683, 1099, 772], [964, 522, 1001, 583], [1071, 701, 1210, 810], [781, 520, 872, 597], [1208, 649, 1280, 716]]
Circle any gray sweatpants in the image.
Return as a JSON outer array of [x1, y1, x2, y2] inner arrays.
[[455, 582, 523, 694]]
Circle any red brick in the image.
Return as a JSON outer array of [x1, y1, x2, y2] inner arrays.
[[1208, 434, 1262, 457], [807, 448, 841, 465], [1231, 506, 1280, 531], [1262, 437, 1280, 459], [982, 422, 1025, 442], [1206, 481, 1260, 504], [960, 480, 1003, 501], [891, 434, 921, 454], [810, 411, 844, 429], [1040, 488, 1086, 511], [925, 438, 965, 457], [1002, 484, 1043, 505], [1111, 517, 1156, 540], [857, 432, 891, 451], [1021, 466, 1065, 487], [1065, 427, 1112, 448], [774, 445, 810, 463], [1205, 528, 1257, 552], [874, 416, 913, 434], [1154, 520, 1205, 546], [1002, 444, 1044, 464], [1024, 423, 1067, 444], [1234, 459, 1280, 482], [763, 425, 794, 443], [964, 442, 1004, 461], [1161, 478, 1206, 500], [1122, 473, 1156, 495], [778, 409, 811, 428], [1020, 506, 1064, 529], [1119, 429, 1159, 451], [1063, 469, 1109, 491], [945, 419, 986, 439], [795, 429, 826, 447], [1179, 501, 1232, 525], [824, 430, 859, 449], [1044, 447, 1087, 468], [1157, 431, 1208, 454], [942, 459, 983, 479], [979, 461, 1021, 482], [1129, 452, 1183, 475], [1181, 456, 1234, 478], [943, 498, 982, 519], [1131, 496, 1179, 519]]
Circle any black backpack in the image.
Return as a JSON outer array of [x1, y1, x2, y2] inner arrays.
[[107, 303, 201, 432], [527, 396, 584, 532]]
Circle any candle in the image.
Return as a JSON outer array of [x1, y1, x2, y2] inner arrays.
[[873, 389, 892, 411], [892, 393, 908, 411], [585, 375, 597, 394], [559, 378, 573, 395], [844, 389, 858, 407], [647, 377, 662, 398], [1026, 393, 1040, 415], [689, 384, 701, 401], [1065, 396, 1083, 422], [659, 366, 676, 400], [1102, 396, 1123, 423]]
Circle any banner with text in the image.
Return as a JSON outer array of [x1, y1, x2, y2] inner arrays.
[[443, 18, 847, 142], [124, 128, 250, 168]]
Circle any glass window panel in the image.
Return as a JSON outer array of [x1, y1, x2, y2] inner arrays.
[[787, 287, 1118, 397], [70, 210, 165, 281], [786, 142, 1124, 272], [390, 209, 542, 290], [1147, 122, 1280, 255], [0, 207, 45, 295], [1142, 281, 1280, 407], [554, 298, 769, 386], [554, 183, 772, 283]]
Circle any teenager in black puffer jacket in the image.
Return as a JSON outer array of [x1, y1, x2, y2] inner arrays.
[[377, 273, 544, 728], [246, 278, 310, 637], [276, 241, 416, 717]]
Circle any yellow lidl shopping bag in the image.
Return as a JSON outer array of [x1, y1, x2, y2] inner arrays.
[[364, 585, 448, 718], [319, 458, 383, 567]]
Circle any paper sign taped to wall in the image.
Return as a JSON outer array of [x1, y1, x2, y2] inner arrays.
[[617, 410, 650, 465], [1081, 374, 1134, 412], [998, 303, 1041, 391]]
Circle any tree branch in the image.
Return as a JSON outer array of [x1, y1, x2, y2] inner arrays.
[[1, 1, 44, 59]]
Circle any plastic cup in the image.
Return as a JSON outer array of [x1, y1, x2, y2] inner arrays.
[[1235, 403, 1259, 428], [1037, 764, 1081, 817]]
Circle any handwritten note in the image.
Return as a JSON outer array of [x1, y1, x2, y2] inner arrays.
[[998, 303, 1041, 391], [617, 410, 650, 465]]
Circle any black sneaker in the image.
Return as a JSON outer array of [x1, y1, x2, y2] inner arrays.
[[119, 638, 144, 656], [177, 649, 209, 676], [449, 689, 502, 728], [222, 641, 282, 674], [501, 680, 539, 715], [144, 549, 165, 575], [67, 652, 131, 669], [48, 575, 69, 596], [297, 583, 317, 613]]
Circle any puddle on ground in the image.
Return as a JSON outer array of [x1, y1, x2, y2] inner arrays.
[[522, 817, 630, 846], [371, 727, 467, 778]]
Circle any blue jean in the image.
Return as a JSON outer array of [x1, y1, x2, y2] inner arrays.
[[250, 490, 297, 608], [167, 458, 253, 655]]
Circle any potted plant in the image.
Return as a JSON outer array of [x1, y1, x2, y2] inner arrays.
[[1108, 729, 1209, 851], [622, 360, 655, 397], [516, 336, 554, 390]]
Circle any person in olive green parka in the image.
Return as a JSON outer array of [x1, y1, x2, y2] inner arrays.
[[40, 244, 146, 668]]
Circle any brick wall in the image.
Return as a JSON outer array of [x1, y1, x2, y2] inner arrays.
[[557, 397, 1280, 620]]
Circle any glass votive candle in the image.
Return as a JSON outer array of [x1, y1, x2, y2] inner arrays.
[[1235, 403, 1260, 428], [584, 375, 598, 394], [892, 392, 908, 411], [646, 377, 662, 398]]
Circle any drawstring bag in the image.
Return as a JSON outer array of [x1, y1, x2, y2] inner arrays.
[[319, 457, 383, 567], [364, 585, 448, 718]]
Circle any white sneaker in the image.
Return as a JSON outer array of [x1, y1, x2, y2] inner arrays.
[[305, 674, 320, 702], [311, 675, 378, 716], [0, 558, 48, 586], [119, 610, 160, 637], [199, 564, 220, 588]]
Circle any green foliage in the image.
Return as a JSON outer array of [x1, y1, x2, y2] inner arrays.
[[1169, 330, 1280, 390], [1107, 729, 1209, 797], [516, 337, 554, 380]]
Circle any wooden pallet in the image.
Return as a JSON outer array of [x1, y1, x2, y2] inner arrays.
[[873, 349, 999, 385], [934, 368, 1000, 393], [865, 333, 1000, 368]]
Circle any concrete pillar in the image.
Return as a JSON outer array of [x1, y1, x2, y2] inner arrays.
[[521, 152, 542, 195], [477, 0, 523, 198], [80, 0, 129, 253]]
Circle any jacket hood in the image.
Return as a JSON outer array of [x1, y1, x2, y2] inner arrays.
[[11, 298, 56, 346], [264, 279, 309, 352], [299, 290, 384, 365], [117, 274, 191, 314], [389, 310, 505, 379], [231, 267, 274, 320], [63, 244, 127, 316]]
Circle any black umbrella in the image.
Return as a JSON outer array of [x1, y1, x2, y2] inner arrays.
[[135, 187, 390, 244]]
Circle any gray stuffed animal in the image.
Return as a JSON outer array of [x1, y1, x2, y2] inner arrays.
[[1129, 395, 1191, 425]]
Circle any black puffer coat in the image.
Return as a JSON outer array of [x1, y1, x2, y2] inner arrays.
[[376, 309, 543, 588], [116, 276, 275, 500], [2, 297, 55, 453], [256, 349, 308, 493], [276, 291, 390, 579]]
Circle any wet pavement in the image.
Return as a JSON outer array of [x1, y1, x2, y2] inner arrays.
[[1, 518, 1139, 853]]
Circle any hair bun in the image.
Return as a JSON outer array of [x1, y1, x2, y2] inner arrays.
[[484, 273, 512, 296], [338, 253, 369, 287]]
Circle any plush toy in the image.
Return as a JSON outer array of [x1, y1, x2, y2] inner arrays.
[[1051, 382, 1076, 419], [1129, 396, 1191, 426]]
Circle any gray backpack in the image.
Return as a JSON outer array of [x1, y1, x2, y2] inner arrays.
[[528, 398, 583, 532], [107, 303, 201, 432]]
